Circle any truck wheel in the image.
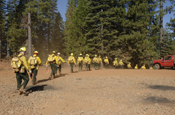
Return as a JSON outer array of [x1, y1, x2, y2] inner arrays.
[[154, 64, 160, 69]]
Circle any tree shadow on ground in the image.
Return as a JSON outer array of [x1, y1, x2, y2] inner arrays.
[[37, 78, 50, 84], [55, 73, 69, 78], [144, 96, 174, 104], [26, 84, 54, 92], [148, 85, 175, 91], [72, 71, 78, 73]]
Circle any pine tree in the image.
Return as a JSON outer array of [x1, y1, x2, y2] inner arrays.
[[119, 0, 158, 65], [51, 11, 65, 55], [160, 29, 175, 57], [0, 0, 6, 58], [64, 0, 78, 57]]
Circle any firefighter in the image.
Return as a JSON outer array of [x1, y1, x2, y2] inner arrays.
[[84, 54, 91, 71], [113, 58, 118, 69], [98, 55, 102, 69], [135, 64, 138, 69], [150, 66, 153, 69], [77, 53, 84, 71], [141, 64, 146, 69], [127, 62, 132, 69], [13, 47, 31, 95], [93, 55, 99, 69], [104, 56, 109, 69], [57, 52, 66, 75], [119, 59, 124, 69], [46, 51, 59, 79], [28, 51, 41, 85], [68, 53, 76, 73]]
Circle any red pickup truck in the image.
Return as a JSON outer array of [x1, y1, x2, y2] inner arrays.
[[153, 55, 175, 69]]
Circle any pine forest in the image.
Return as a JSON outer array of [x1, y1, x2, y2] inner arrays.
[[0, 0, 175, 66]]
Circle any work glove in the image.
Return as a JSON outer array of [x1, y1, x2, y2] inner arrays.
[[28, 71, 32, 74]]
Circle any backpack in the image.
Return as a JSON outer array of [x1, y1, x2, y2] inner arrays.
[[29, 56, 37, 65], [11, 56, 22, 72], [48, 55, 55, 62], [84, 58, 89, 63], [68, 57, 74, 63]]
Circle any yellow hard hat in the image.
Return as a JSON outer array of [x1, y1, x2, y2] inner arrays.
[[106, 56, 108, 58], [80, 53, 82, 55], [99, 55, 101, 57], [19, 47, 26, 52], [34, 51, 38, 53], [115, 58, 117, 60], [52, 51, 56, 54], [57, 52, 60, 55], [86, 54, 88, 56], [71, 53, 73, 56], [95, 55, 97, 57]]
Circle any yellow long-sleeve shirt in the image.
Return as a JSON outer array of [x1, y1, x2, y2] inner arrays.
[[127, 63, 131, 68], [46, 54, 59, 65], [93, 57, 99, 63], [141, 65, 146, 69], [57, 56, 65, 65], [135, 65, 138, 69], [84, 57, 91, 64], [119, 60, 124, 66], [104, 59, 109, 64], [98, 57, 102, 64], [68, 56, 76, 64], [113, 61, 118, 66], [77, 57, 84, 63], [28, 54, 42, 70], [18, 54, 31, 71]]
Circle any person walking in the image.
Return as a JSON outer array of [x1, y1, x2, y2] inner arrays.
[[77, 53, 84, 71], [113, 58, 118, 69], [57, 52, 66, 75], [46, 51, 59, 79], [11, 47, 32, 95], [84, 54, 91, 71], [93, 55, 99, 69], [28, 51, 41, 85], [98, 55, 102, 69], [127, 62, 132, 69], [68, 53, 76, 73], [104, 56, 109, 69], [119, 59, 124, 69]]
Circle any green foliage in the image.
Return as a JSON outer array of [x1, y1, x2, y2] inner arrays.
[[0, 0, 6, 57], [160, 30, 175, 57]]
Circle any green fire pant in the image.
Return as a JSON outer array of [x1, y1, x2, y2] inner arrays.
[[70, 63, 74, 73], [120, 65, 123, 69], [79, 62, 83, 71], [94, 63, 98, 69], [16, 71, 29, 90], [105, 63, 109, 69], [30, 67, 38, 83], [114, 66, 118, 69], [86, 64, 90, 71], [98, 63, 101, 69], [57, 65, 62, 73], [50, 63, 57, 77]]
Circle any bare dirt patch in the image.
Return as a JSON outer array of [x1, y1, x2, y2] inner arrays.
[[0, 63, 175, 115]]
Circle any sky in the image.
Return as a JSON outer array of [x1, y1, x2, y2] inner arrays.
[[57, 0, 175, 28]]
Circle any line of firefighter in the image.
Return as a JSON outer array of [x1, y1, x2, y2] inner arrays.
[[11, 48, 153, 95]]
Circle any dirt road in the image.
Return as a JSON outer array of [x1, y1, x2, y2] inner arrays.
[[0, 62, 175, 115]]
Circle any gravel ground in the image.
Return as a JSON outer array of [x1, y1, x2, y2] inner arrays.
[[0, 62, 175, 115]]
